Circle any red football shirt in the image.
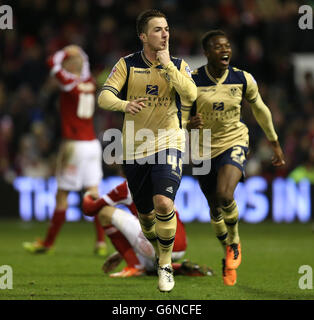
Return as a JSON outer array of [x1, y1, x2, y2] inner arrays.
[[47, 49, 96, 140]]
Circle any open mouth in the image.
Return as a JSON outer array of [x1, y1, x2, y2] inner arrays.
[[220, 55, 230, 64]]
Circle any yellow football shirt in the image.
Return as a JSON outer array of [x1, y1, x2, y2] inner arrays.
[[188, 65, 259, 159], [101, 51, 195, 160]]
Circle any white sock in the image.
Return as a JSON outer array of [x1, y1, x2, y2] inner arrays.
[[111, 208, 155, 259]]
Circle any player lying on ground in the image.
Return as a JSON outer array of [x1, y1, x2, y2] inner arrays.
[[82, 180, 213, 277], [23, 45, 107, 256]]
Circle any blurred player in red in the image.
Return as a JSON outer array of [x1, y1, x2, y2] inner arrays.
[[82, 180, 213, 277], [23, 45, 107, 256]]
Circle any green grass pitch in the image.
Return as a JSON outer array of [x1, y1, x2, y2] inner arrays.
[[0, 219, 314, 300]]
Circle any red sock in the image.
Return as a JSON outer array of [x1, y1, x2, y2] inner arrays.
[[103, 225, 140, 268], [94, 215, 105, 243], [83, 195, 107, 216], [43, 209, 66, 247]]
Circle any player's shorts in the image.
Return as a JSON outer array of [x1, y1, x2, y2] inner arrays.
[[56, 139, 103, 191], [195, 145, 248, 196], [122, 149, 183, 214]]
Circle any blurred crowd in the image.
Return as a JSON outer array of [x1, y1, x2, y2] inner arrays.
[[0, 0, 313, 184]]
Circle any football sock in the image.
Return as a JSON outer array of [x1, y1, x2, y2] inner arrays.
[[111, 208, 154, 259], [83, 196, 107, 216], [103, 225, 140, 268], [43, 209, 66, 247], [221, 200, 240, 244], [210, 210, 228, 252], [138, 213, 159, 257], [155, 209, 177, 266], [93, 214, 105, 243]]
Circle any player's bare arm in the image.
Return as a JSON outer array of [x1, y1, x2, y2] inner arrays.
[[187, 113, 204, 131], [248, 93, 285, 167], [269, 140, 285, 166]]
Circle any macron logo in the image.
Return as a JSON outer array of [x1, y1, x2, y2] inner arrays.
[[166, 186, 173, 194]]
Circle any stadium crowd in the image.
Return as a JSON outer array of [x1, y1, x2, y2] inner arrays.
[[0, 0, 313, 183]]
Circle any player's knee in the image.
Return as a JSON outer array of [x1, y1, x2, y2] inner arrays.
[[153, 195, 173, 215], [210, 208, 223, 221], [55, 190, 68, 210], [98, 206, 115, 226], [138, 210, 155, 222], [216, 190, 234, 208]]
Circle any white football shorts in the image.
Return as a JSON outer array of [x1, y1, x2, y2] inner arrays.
[[56, 139, 103, 191]]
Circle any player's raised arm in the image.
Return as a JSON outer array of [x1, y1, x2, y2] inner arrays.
[[159, 57, 197, 106], [245, 72, 285, 166], [156, 41, 196, 105], [47, 45, 90, 90]]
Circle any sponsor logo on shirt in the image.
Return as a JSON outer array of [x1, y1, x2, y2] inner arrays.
[[146, 85, 159, 96]]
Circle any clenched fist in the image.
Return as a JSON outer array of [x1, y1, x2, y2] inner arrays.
[[156, 42, 170, 67]]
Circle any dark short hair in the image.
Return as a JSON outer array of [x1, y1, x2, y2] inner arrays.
[[201, 30, 227, 51], [136, 9, 167, 36]]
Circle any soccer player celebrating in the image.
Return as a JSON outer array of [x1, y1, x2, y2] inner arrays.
[[98, 9, 197, 291], [23, 45, 107, 256], [184, 30, 285, 286]]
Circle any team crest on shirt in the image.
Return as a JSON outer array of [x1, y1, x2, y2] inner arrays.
[[146, 85, 159, 95], [230, 87, 238, 96], [185, 66, 192, 77]]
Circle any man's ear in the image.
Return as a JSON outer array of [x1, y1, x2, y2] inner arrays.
[[139, 33, 147, 43], [204, 50, 210, 59]]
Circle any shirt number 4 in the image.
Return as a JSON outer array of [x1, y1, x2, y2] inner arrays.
[[167, 155, 183, 176]]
